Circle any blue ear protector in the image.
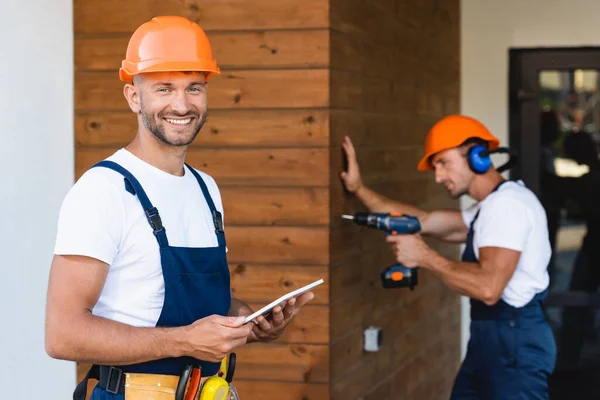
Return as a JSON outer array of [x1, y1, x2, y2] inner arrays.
[[468, 145, 492, 174]]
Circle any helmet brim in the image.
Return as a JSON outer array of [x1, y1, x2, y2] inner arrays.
[[119, 61, 221, 83], [417, 139, 500, 171]]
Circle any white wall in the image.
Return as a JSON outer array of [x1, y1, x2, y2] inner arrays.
[[0, 0, 75, 398], [460, 0, 600, 358]]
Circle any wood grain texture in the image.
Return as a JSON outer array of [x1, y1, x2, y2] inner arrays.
[[234, 381, 329, 400], [74, 70, 329, 111], [330, 144, 425, 185], [329, 109, 435, 148], [75, 110, 329, 148], [74, 0, 329, 33], [76, 30, 329, 71], [235, 343, 329, 382], [229, 264, 329, 303], [222, 187, 329, 226], [226, 227, 329, 265], [244, 304, 329, 344], [330, 282, 456, 376], [328, 0, 461, 397], [76, 148, 329, 186], [331, 305, 460, 399]]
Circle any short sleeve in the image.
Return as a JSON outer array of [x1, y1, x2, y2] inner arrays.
[[54, 171, 124, 265], [476, 195, 531, 252]]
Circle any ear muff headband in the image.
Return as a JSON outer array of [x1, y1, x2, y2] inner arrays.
[[468, 145, 491, 174], [493, 147, 519, 173]]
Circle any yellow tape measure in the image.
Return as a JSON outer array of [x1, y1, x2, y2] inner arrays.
[[199, 376, 229, 400], [198, 355, 235, 400]]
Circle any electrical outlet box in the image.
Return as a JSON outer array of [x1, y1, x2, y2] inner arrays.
[[364, 326, 382, 352]]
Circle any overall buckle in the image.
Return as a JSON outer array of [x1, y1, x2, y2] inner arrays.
[[145, 207, 164, 233], [212, 210, 224, 234], [105, 366, 123, 395]]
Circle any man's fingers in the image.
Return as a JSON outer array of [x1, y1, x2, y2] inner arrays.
[[271, 306, 285, 326], [215, 315, 246, 327], [230, 323, 254, 339], [386, 235, 401, 243], [342, 136, 357, 158], [255, 315, 272, 331], [283, 298, 296, 318], [215, 317, 253, 339], [344, 147, 358, 165], [294, 292, 314, 309], [343, 135, 355, 150], [231, 333, 251, 349]]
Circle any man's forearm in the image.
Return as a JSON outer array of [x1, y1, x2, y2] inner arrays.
[[46, 312, 188, 365], [355, 185, 427, 219], [419, 248, 494, 303]]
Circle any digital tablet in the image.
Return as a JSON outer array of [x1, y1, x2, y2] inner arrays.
[[244, 279, 324, 324]]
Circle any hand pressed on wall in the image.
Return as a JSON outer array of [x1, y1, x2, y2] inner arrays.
[[340, 136, 364, 193]]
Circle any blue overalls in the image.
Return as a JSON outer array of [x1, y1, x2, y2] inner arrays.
[[450, 182, 557, 400], [73, 161, 231, 400]]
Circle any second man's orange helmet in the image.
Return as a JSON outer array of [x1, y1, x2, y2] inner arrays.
[[119, 16, 220, 83], [417, 115, 501, 171]]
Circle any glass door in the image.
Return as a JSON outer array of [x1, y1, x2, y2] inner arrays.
[[510, 49, 600, 399]]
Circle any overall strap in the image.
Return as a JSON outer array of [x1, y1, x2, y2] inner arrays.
[[185, 165, 226, 247], [92, 161, 169, 248], [73, 365, 99, 400]]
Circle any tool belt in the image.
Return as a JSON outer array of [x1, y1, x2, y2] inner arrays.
[[85, 354, 239, 400]]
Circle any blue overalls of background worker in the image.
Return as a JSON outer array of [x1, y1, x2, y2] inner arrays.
[[44, 16, 314, 400], [341, 115, 557, 399]]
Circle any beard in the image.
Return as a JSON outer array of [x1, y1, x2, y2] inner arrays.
[[444, 182, 469, 199], [140, 100, 207, 147], [449, 188, 468, 199]]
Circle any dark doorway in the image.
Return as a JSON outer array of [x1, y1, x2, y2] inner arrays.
[[510, 47, 600, 399]]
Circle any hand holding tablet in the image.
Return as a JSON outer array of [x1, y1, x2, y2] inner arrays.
[[244, 279, 324, 324]]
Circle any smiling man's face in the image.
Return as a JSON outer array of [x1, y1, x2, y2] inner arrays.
[[130, 71, 208, 147]]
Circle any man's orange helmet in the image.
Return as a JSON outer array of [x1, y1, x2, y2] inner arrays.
[[119, 16, 220, 83], [417, 115, 500, 171]]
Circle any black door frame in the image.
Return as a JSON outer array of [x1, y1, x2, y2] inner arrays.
[[509, 47, 600, 195]]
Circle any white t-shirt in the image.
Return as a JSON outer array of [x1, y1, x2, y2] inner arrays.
[[461, 180, 551, 307], [54, 149, 225, 327]]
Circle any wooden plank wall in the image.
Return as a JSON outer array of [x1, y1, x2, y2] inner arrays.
[[74, 1, 331, 398], [328, 0, 462, 399]]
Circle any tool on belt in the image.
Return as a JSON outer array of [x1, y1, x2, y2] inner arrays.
[[342, 212, 422, 290], [176, 353, 239, 400]]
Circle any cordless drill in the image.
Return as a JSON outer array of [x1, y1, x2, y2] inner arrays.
[[342, 212, 422, 290]]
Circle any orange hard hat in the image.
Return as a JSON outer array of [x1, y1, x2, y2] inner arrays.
[[417, 115, 500, 171], [119, 16, 220, 83]]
